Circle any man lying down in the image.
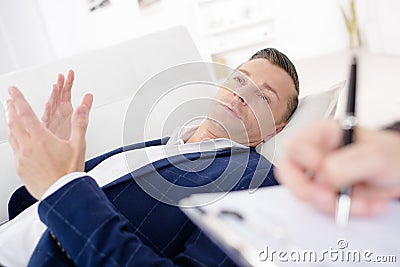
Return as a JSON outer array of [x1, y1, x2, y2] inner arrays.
[[0, 48, 299, 267]]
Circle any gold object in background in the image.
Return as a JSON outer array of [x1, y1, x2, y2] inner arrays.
[[340, 0, 362, 49]]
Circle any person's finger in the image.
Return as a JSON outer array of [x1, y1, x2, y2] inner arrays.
[[276, 158, 335, 207], [280, 160, 393, 217], [42, 84, 58, 125], [276, 158, 314, 201], [300, 120, 344, 152], [278, 156, 341, 215], [350, 195, 388, 216], [284, 140, 324, 173], [8, 134, 19, 152], [62, 70, 74, 102], [6, 99, 29, 147], [41, 101, 51, 126], [81, 93, 93, 111], [283, 120, 343, 172], [321, 143, 385, 188], [351, 183, 400, 201], [6, 99, 21, 152], [8, 87, 44, 138], [70, 102, 91, 146], [71, 94, 93, 146], [49, 83, 58, 110], [319, 127, 399, 188], [56, 73, 64, 104]]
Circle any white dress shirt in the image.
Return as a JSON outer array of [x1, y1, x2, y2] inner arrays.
[[0, 126, 244, 267]]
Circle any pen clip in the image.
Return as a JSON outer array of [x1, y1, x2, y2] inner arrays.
[[342, 116, 358, 130]]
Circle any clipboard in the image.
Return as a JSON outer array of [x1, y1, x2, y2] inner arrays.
[[180, 186, 400, 267]]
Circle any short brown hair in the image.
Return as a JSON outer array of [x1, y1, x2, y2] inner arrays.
[[250, 48, 299, 123]]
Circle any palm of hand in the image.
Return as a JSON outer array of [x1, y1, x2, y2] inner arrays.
[[41, 71, 75, 140], [43, 101, 73, 140]]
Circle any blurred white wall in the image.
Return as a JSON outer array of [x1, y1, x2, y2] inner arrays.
[[0, 0, 54, 73], [36, 0, 90, 58], [274, 0, 348, 60], [0, 0, 399, 75], [356, 0, 400, 55]]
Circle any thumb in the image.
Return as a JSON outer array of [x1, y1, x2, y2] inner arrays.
[[82, 93, 94, 110], [70, 103, 90, 146], [70, 93, 93, 145]]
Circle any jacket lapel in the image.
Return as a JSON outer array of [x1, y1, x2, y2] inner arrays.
[[101, 147, 249, 189], [84, 137, 169, 172]]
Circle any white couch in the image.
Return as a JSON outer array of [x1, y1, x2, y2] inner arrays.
[[0, 25, 204, 222], [0, 25, 344, 223]]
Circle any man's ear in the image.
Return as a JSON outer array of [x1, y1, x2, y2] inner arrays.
[[275, 121, 287, 134]]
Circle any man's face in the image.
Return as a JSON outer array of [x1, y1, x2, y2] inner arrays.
[[208, 58, 296, 146]]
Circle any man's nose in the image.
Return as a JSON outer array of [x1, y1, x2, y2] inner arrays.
[[232, 91, 246, 105]]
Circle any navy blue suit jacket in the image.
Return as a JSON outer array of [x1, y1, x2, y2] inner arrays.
[[9, 138, 278, 266]]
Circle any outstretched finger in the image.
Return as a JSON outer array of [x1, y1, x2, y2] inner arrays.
[[70, 93, 93, 146], [8, 135, 19, 153], [49, 83, 58, 110], [41, 102, 51, 126], [6, 99, 29, 148], [8, 87, 44, 138], [81, 93, 93, 111], [42, 84, 58, 125], [62, 70, 74, 102], [56, 73, 64, 104]]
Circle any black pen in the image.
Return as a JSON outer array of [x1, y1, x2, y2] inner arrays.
[[336, 56, 358, 226]]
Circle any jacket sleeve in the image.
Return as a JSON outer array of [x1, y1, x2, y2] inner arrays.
[[6, 151, 120, 220], [31, 176, 237, 267], [8, 185, 38, 220]]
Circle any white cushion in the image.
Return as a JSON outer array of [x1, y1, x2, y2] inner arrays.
[[260, 81, 345, 166], [0, 25, 203, 222]]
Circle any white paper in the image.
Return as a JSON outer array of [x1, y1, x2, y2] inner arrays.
[[181, 186, 400, 267]]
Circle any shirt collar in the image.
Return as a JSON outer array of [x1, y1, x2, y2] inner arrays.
[[167, 125, 199, 145], [167, 125, 247, 150]]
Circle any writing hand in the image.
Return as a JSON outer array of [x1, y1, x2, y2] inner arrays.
[[275, 119, 400, 216]]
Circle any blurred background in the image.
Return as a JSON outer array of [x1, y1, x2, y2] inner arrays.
[[1, 0, 399, 75], [0, 0, 399, 128], [0, 0, 399, 223]]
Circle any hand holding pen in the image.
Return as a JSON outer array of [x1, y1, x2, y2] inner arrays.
[[275, 56, 400, 217], [276, 119, 400, 217]]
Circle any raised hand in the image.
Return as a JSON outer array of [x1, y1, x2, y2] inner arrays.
[[41, 70, 92, 140], [6, 86, 93, 199]]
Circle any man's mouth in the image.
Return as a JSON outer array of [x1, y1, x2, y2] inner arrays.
[[221, 103, 241, 119]]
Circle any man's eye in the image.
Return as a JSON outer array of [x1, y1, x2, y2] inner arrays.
[[258, 93, 270, 104], [233, 76, 246, 85]]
